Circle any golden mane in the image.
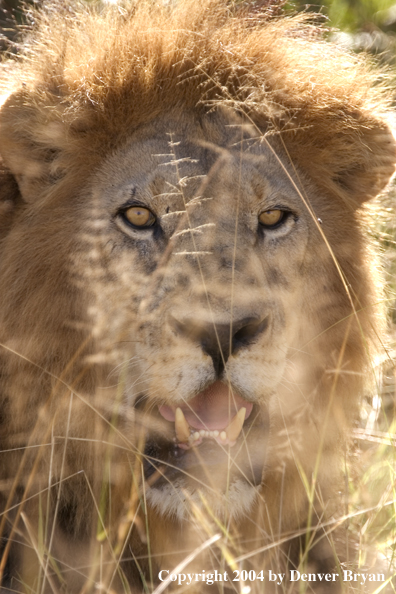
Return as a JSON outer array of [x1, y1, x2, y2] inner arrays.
[[1, 0, 394, 205]]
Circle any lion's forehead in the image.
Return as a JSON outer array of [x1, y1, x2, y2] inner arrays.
[[94, 114, 301, 216]]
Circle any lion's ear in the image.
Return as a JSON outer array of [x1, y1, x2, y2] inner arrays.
[[335, 125, 396, 204], [291, 118, 396, 207], [0, 91, 67, 203]]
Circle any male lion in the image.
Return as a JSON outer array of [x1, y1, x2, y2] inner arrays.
[[0, 1, 395, 592]]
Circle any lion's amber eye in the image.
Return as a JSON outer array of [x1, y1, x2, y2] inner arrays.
[[259, 209, 285, 228], [123, 206, 155, 228]]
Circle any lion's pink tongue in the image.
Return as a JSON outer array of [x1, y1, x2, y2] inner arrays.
[[158, 381, 253, 431]]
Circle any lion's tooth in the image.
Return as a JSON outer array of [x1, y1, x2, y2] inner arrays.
[[225, 407, 246, 442], [175, 408, 190, 442]]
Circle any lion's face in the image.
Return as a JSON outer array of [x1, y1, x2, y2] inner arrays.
[[80, 112, 343, 519]]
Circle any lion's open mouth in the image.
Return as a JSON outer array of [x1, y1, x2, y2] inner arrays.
[[141, 381, 268, 490], [158, 381, 254, 448]]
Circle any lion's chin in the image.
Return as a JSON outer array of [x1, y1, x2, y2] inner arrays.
[[145, 478, 260, 522]]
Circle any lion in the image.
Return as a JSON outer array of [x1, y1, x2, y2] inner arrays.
[[0, 0, 395, 592]]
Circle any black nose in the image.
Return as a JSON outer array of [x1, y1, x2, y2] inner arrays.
[[170, 314, 268, 375]]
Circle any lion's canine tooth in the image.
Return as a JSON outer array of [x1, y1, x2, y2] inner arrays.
[[225, 407, 246, 442], [175, 408, 190, 442]]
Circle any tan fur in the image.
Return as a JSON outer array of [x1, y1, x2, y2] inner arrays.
[[0, 1, 395, 592]]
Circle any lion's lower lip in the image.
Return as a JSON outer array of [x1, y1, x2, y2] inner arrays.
[[144, 424, 267, 488]]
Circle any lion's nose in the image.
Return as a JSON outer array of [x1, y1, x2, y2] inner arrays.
[[169, 314, 269, 375]]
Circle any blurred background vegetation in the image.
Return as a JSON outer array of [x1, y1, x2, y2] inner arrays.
[[292, 0, 396, 32], [290, 0, 396, 61]]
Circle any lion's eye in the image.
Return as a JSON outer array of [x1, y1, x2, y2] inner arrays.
[[259, 209, 286, 228], [123, 206, 156, 228]]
